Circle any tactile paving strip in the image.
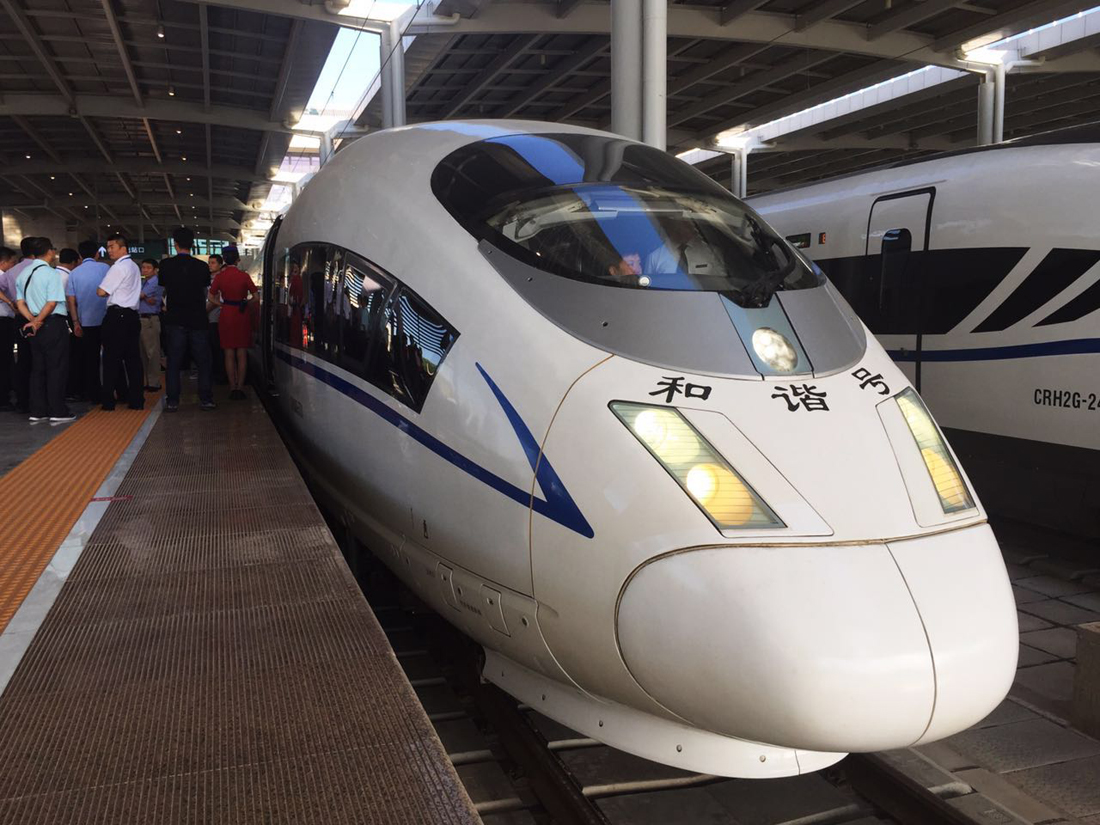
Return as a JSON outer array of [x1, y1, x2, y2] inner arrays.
[[0, 397, 480, 824], [0, 405, 156, 633]]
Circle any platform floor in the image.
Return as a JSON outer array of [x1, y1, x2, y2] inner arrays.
[[0, 392, 479, 824]]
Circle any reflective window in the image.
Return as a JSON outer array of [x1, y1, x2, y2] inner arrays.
[[277, 242, 457, 413], [432, 133, 820, 305], [374, 289, 458, 413]]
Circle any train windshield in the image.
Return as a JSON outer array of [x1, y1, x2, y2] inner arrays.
[[432, 133, 820, 303]]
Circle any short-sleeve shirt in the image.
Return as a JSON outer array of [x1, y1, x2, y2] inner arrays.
[[0, 259, 31, 320], [68, 260, 109, 326], [158, 253, 211, 330], [139, 274, 163, 315], [16, 261, 67, 317], [99, 255, 142, 310]]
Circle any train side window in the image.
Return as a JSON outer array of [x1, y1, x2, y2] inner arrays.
[[372, 288, 458, 413], [341, 253, 394, 380], [879, 228, 912, 324]]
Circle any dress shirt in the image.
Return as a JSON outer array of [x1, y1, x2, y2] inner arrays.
[[99, 254, 141, 310], [139, 274, 163, 315], [69, 260, 109, 326], [16, 260, 67, 317], [0, 259, 31, 319], [57, 266, 73, 295], [644, 240, 721, 278]]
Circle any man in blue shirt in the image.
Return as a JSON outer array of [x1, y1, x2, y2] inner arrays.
[[138, 258, 164, 391], [68, 240, 109, 404], [15, 237, 74, 423]]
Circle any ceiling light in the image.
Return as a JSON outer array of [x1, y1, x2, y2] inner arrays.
[[168, 86, 176, 97], [50, 175, 56, 180], [181, 156, 187, 161], [176, 129, 182, 135], [68, 192, 74, 196], [157, 24, 165, 38], [24, 154, 31, 159]]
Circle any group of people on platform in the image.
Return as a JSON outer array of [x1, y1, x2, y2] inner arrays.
[[0, 227, 258, 423]]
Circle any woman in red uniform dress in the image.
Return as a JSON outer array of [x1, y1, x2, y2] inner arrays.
[[207, 246, 257, 400]]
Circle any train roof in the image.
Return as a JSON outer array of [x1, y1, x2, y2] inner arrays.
[[751, 121, 1100, 200]]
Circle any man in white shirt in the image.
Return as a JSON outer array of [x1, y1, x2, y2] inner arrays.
[[0, 246, 17, 410], [643, 219, 723, 284], [96, 234, 144, 411]]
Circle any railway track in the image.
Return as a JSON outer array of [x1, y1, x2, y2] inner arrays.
[[349, 549, 986, 825]]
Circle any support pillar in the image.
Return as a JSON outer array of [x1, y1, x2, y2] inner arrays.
[[611, 0, 642, 141], [993, 61, 1005, 143], [730, 148, 749, 199], [641, 0, 666, 150], [380, 27, 395, 129], [977, 72, 995, 146], [388, 20, 406, 128]]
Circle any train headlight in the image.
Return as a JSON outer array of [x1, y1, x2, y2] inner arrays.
[[752, 327, 798, 373], [611, 402, 783, 530], [895, 389, 974, 514]]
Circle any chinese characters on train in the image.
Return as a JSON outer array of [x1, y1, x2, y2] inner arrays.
[[649, 376, 712, 404]]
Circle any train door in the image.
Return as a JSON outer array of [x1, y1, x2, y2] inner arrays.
[[260, 215, 283, 389], [865, 189, 934, 389]]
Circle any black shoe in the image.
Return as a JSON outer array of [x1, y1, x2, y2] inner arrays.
[[127, 403, 144, 411], [101, 404, 115, 411], [0, 404, 14, 412], [200, 400, 217, 411]]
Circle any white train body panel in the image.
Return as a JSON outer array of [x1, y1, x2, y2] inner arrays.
[[258, 121, 1017, 777], [752, 139, 1100, 455]]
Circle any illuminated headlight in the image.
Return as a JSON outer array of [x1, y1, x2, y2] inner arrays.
[[752, 327, 798, 372], [896, 389, 974, 514], [610, 402, 783, 529]]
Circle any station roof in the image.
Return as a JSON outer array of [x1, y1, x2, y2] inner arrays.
[[0, 0, 335, 241], [3, 0, 1098, 241]]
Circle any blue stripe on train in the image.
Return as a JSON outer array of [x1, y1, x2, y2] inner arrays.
[[275, 348, 594, 539], [889, 338, 1100, 362]]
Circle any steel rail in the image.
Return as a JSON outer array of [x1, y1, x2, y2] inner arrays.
[[844, 754, 977, 825]]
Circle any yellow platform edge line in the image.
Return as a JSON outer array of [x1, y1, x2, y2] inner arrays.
[[0, 402, 158, 633]]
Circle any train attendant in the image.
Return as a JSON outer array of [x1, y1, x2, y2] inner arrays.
[[15, 237, 74, 424], [138, 258, 163, 391], [96, 234, 144, 411], [207, 246, 256, 400]]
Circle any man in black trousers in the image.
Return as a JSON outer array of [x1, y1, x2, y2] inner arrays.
[[14, 237, 73, 423], [97, 234, 144, 411]]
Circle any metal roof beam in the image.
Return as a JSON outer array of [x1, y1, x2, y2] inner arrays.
[[0, 0, 75, 103], [932, 0, 1091, 52], [184, 0, 969, 69], [440, 34, 540, 118], [500, 37, 606, 117], [556, 0, 584, 18], [793, 0, 865, 31], [98, 0, 143, 106], [669, 52, 837, 128], [199, 3, 212, 110], [869, 0, 967, 41], [0, 94, 293, 132], [720, 0, 769, 27], [669, 43, 770, 96]]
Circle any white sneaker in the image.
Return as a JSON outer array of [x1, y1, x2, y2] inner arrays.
[[50, 415, 77, 424], [29, 416, 47, 423]]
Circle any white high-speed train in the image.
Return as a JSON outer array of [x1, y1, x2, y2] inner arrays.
[[751, 125, 1100, 540], [255, 121, 1017, 779]]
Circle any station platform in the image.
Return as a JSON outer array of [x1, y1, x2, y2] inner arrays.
[[0, 392, 479, 824]]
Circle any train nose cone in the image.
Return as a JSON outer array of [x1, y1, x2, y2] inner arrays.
[[616, 529, 1012, 754], [886, 524, 1018, 744], [617, 542, 936, 753]]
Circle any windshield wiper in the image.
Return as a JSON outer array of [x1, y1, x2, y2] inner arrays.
[[741, 218, 797, 308]]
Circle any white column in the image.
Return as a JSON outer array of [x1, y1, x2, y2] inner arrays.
[[993, 61, 1006, 143], [388, 21, 406, 128], [641, 0, 666, 150], [730, 148, 749, 198], [611, 0, 642, 140], [380, 26, 395, 129], [977, 72, 995, 146]]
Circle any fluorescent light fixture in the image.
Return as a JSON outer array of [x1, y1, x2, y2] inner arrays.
[[331, 1, 414, 21], [289, 134, 322, 151], [271, 170, 308, 184], [293, 113, 347, 132]]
